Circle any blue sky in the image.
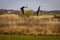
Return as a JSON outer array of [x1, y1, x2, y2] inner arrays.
[[0, 0, 60, 11]]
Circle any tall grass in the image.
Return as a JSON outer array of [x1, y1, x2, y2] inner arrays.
[[0, 14, 60, 35]]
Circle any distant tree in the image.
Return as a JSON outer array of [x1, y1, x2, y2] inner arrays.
[[0, 9, 8, 14]]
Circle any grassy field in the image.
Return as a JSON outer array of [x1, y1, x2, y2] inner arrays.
[[0, 14, 60, 40], [0, 14, 60, 35], [0, 35, 60, 40]]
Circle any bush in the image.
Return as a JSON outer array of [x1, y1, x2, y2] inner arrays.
[[25, 10, 34, 17]]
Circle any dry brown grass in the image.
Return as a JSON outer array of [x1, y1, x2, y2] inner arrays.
[[0, 14, 60, 35]]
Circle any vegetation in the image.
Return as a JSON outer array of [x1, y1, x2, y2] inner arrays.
[[0, 35, 60, 40], [0, 8, 60, 40], [0, 13, 60, 35], [0, 9, 60, 35], [25, 10, 34, 17]]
